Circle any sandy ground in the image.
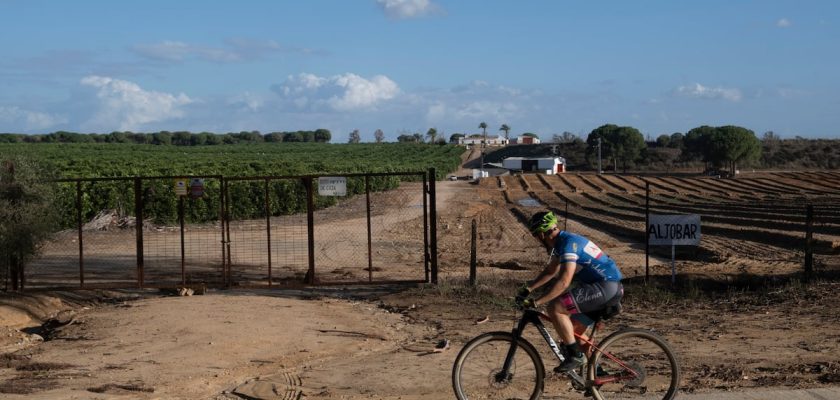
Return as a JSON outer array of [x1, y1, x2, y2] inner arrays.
[[2, 175, 840, 399]]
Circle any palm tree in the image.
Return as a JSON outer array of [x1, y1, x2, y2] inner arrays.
[[426, 128, 438, 144], [479, 122, 488, 175], [499, 124, 511, 141]]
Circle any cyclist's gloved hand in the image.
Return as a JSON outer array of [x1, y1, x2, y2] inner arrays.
[[515, 296, 535, 309], [516, 284, 531, 299]]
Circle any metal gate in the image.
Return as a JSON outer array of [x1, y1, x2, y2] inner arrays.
[[22, 170, 437, 290]]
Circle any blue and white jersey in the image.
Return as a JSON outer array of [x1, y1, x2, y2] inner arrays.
[[551, 231, 622, 283]]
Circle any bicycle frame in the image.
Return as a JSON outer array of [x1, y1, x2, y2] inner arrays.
[[500, 308, 640, 389]]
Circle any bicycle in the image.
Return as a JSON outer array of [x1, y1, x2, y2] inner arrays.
[[452, 300, 680, 400]]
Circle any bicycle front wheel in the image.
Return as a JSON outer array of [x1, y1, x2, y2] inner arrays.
[[452, 331, 545, 400], [588, 328, 680, 400]]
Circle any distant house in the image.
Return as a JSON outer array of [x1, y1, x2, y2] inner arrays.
[[510, 135, 541, 145], [502, 157, 566, 174], [459, 135, 509, 146]]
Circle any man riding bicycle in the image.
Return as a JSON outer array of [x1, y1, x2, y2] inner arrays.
[[516, 211, 624, 373]]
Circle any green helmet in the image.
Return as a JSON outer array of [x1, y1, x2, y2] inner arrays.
[[528, 211, 558, 234]]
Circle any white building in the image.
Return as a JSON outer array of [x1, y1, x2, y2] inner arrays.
[[509, 135, 541, 145], [459, 135, 509, 146], [502, 157, 566, 174]]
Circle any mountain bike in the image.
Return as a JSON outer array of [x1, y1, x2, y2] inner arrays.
[[452, 301, 680, 400]]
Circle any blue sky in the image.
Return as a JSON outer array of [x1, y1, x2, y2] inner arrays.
[[1, 0, 838, 141]]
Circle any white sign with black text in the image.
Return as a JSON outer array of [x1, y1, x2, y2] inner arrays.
[[318, 177, 347, 196], [648, 214, 701, 246]]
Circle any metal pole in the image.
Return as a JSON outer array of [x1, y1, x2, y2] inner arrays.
[[645, 181, 650, 284], [223, 179, 232, 287], [221, 178, 228, 287], [77, 180, 84, 288], [597, 137, 602, 175], [305, 177, 316, 285], [470, 219, 477, 286], [179, 195, 185, 286], [134, 178, 144, 288], [804, 205, 814, 281], [671, 244, 676, 286], [265, 179, 273, 287], [366, 176, 373, 283], [422, 173, 429, 283], [429, 168, 438, 284]]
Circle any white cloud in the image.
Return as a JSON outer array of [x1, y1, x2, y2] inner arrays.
[[274, 73, 399, 111], [776, 18, 792, 28], [674, 83, 742, 102], [376, 0, 439, 19], [80, 75, 193, 131], [0, 106, 66, 131]]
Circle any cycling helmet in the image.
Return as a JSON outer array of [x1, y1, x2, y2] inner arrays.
[[528, 211, 558, 234]]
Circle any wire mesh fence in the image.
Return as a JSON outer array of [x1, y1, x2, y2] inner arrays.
[[20, 171, 433, 290], [455, 172, 839, 286]]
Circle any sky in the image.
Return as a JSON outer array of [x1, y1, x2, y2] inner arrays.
[[1, 0, 838, 141]]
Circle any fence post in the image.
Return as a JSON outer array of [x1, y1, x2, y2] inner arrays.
[[429, 168, 438, 284], [422, 173, 429, 283], [179, 195, 186, 286], [77, 180, 84, 289], [265, 178, 273, 287], [365, 176, 373, 283], [645, 181, 650, 285], [305, 177, 316, 285], [804, 205, 814, 281], [134, 178, 144, 288], [470, 219, 477, 286]]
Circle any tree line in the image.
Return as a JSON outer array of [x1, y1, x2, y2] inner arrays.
[[0, 129, 333, 145], [488, 124, 839, 172]]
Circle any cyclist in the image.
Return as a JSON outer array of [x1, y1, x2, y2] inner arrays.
[[516, 210, 624, 373]]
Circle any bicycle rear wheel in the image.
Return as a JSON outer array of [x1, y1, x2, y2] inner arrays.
[[452, 332, 545, 400], [588, 328, 680, 400]]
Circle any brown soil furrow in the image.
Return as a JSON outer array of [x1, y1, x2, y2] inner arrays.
[[612, 174, 648, 192], [594, 174, 629, 192], [566, 173, 605, 192], [555, 174, 579, 192], [737, 178, 803, 194], [673, 177, 734, 199]]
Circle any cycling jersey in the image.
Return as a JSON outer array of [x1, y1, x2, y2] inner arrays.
[[551, 231, 622, 283]]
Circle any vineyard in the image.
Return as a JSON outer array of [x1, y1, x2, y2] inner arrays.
[[484, 171, 840, 280], [0, 143, 464, 226]]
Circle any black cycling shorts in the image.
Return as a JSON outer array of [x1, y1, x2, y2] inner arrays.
[[558, 280, 623, 315]]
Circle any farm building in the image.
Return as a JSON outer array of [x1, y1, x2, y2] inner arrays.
[[459, 135, 509, 146], [510, 135, 541, 144], [502, 157, 566, 174]]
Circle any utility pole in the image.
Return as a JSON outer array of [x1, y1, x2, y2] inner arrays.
[[597, 137, 602, 175]]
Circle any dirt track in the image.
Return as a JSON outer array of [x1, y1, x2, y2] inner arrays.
[[2, 177, 840, 399]]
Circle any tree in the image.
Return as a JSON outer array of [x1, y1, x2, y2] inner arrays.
[[426, 128, 438, 144], [762, 131, 781, 167], [656, 134, 671, 148], [499, 124, 511, 140], [314, 129, 332, 143], [348, 129, 361, 144], [449, 133, 465, 143], [479, 122, 488, 173], [374, 129, 385, 143], [1, 158, 57, 290], [553, 131, 579, 144], [586, 124, 645, 173], [397, 134, 419, 142]]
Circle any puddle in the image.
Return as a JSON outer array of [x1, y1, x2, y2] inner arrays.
[[517, 198, 542, 207]]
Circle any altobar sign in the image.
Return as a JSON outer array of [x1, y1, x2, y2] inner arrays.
[[648, 214, 701, 246]]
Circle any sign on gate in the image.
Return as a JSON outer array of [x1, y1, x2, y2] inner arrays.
[[175, 179, 188, 196], [648, 214, 701, 245], [190, 178, 205, 198], [318, 177, 347, 196]]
